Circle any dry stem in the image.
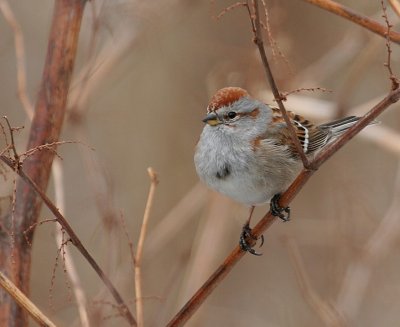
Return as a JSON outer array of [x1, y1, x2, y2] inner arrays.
[[302, 0, 400, 44], [135, 167, 159, 327], [0, 0, 34, 119], [0, 271, 57, 327], [389, 0, 400, 17]]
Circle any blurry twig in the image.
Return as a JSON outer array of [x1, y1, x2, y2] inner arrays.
[[145, 182, 208, 258], [282, 87, 332, 98], [336, 162, 400, 319], [2, 117, 20, 165], [174, 193, 234, 326], [211, 1, 247, 20], [0, 271, 57, 327], [389, 0, 400, 17], [0, 0, 34, 119], [302, 0, 400, 44], [284, 237, 347, 327], [134, 168, 159, 327], [52, 159, 90, 327]]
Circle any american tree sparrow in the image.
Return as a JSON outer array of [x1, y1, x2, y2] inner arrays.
[[194, 87, 366, 255]]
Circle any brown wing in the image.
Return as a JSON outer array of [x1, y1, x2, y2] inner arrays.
[[270, 107, 329, 156]]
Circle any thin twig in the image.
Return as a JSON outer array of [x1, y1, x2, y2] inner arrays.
[[282, 87, 333, 97], [135, 168, 159, 327], [52, 159, 90, 327], [302, 0, 400, 44], [119, 212, 136, 275], [145, 182, 208, 259], [250, 0, 310, 167], [381, 0, 400, 90], [49, 234, 72, 311], [212, 1, 247, 20], [2, 116, 20, 164], [0, 271, 58, 327], [23, 219, 57, 247]]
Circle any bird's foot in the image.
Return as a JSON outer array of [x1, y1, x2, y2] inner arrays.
[[239, 223, 264, 256], [270, 194, 290, 222]]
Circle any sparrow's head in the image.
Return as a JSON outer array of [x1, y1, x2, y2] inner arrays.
[[202, 87, 272, 136]]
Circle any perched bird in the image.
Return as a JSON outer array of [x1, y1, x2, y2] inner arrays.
[[194, 87, 365, 255]]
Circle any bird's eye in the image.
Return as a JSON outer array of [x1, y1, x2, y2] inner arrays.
[[227, 111, 237, 119]]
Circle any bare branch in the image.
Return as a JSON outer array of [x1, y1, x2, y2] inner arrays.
[[302, 0, 400, 44]]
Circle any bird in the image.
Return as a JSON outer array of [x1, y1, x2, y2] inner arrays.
[[194, 87, 367, 255]]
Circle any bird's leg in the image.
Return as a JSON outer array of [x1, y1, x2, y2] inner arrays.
[[239, 206, 264, 256], [270, 194, 290, 222]]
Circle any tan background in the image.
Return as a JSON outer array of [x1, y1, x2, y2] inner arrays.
[[1, 0, 400, 326]]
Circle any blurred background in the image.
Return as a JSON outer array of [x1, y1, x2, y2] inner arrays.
[[1, 0, 400, 326]]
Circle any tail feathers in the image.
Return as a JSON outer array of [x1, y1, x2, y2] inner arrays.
[[319, 115, 378, 136], [319, 116, 360, 133]]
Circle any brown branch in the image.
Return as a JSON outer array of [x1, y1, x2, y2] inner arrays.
[[302, 0, 400, 44], [166, 86, 400, 327], [249, 0, 310, 167], [0, 154, 137, 326]]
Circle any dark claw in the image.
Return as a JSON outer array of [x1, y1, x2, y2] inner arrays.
[[270, 194, 291, 222], [239, 223, 264, 256]]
